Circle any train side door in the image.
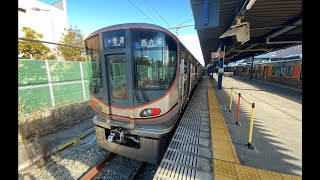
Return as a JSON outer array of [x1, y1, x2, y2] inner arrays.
[[179, 58, 185, 108], [187, 60, 191, 99], [182, 58, 189, 103]]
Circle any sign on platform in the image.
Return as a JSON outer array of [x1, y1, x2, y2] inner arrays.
[[211, 52, 219, 59], [218, 68, 224, 73]]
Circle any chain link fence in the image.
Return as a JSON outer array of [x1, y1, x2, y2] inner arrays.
[[18, 59, 92, 114]]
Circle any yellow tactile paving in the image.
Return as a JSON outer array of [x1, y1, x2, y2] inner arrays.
[[212, 120, 224, 124], [212, 133, 230, 142], [280, 173, 302, 180], [207, 79, 240, 165], [214, 148, 237, 163], [234, 164, 261, 180], [214, 159, 238, 179], [213, 125, 227, 130], [257, 169, 283, 180], [213, 138, 233, 151], [206, 77, 302, 180], [215, 174, 238, 180], [212, 127, 229, 135]]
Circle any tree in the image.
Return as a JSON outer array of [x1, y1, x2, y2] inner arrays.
[[18, 27, 56, 60], [57, 26, 86, 61]]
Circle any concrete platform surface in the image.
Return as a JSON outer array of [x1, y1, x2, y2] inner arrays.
[[210, 74, 302, 176], [18, 117, 94, 170]]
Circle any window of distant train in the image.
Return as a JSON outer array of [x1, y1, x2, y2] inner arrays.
[[132, 29, 177, 90], [277, 67, 279, 75], [288, 66, 294, 77], [103, 30, 125, 49], [85, 35, 102, 88], [281, 66, 287, 76], [272, 67, 275, 75]]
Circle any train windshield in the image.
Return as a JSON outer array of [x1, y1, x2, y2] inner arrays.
[[85, 35, 102, 89], [132, 29, 177, 90]]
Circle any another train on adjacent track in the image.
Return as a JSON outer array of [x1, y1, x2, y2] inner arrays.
[[84, 23, 204, 164], [226, 57, 302, 88]]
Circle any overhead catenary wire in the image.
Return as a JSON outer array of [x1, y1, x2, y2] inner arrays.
[[127, 0, 156, 25], [144, 0, 171, 28], [128, 1, 186, 48], [176, 33, 185, 45], [176, 17, 194, 27], [142, 0, 184, 44]]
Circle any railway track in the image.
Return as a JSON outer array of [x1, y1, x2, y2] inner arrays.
[[19, 131, 155, 180], [80, 153, 147, 180]]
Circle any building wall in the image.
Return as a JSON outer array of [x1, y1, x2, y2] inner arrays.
[[18, 0, 69, 53]]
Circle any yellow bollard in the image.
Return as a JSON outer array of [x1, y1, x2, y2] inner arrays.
[[229, 87, 233, 112], [245, 103, 255, 149]]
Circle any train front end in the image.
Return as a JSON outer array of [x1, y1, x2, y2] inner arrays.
[[84, 24, 180, 164]]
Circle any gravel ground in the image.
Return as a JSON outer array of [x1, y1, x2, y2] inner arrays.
[[94, 155, 141, 180], [19, 133, 160, 180], [18, 134, 107, 180], [134, 163, 158, 180]]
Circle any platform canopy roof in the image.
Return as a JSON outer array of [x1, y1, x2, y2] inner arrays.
[[190, 0, 302, 65]]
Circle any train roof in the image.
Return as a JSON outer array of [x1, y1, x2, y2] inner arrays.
[[85, 23, 203, 67], [237, 58, 302, 66], [86, 23, 175, 40]]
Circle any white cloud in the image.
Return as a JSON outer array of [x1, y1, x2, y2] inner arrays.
[[178, 34, 204, 66]]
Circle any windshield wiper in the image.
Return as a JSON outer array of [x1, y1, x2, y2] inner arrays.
[[136, 73, 149, 102], [91, 77, 100, 94], [109, 63, 114, 80]]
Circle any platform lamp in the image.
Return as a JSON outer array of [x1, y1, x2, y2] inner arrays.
[[31, 7, 60, 61]]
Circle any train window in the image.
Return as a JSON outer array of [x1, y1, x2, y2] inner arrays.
[[103, 30, 125, 48], [133, 29, 177, 90], [288, 66, 294, 77], [274, 67, 279, 75], [85, 35, 103, 88], [272, 67, 275, 75], [281, 66, 287, 76]]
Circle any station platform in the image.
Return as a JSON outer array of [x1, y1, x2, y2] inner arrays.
[[153, 74, 302, 180]]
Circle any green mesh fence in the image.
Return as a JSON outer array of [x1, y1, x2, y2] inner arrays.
[[49, 61, 82, 82], [18, 60, 48, 86], [18, 59, 92, 114]]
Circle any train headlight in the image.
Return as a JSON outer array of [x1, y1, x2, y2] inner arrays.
[[140, 108, 161, 117]]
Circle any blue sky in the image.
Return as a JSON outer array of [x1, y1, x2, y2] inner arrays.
[[40, 0, 204, 65]]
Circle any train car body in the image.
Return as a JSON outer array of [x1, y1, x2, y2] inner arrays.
[[234, 58, 302, 88], [84, 23, 203, 164]]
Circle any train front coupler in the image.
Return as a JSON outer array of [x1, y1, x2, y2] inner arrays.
[[108, 127, 125, 143]]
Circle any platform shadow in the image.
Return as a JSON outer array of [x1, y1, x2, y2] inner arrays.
[[208, 75, 302, 176]]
